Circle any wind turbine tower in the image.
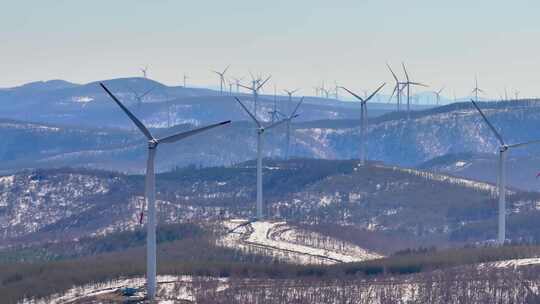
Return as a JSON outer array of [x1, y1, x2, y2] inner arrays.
[[100, 83, 230, 300], [340, 83, 386, 165], [235, 97, 288, 219], [183, 74, 189, 87], [141, 66, 148, 78]]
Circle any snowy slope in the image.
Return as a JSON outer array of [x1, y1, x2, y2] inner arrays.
[[220, 219, 382, 265]]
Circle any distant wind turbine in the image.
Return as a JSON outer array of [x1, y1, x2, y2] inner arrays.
[[387, 63, 404, 112], [472, 76, 485, 102], [182, 74, 189, 87], [141, 66, 148, 78], [212, 65, 230, 95], [284, 97, 304, 160], [340, 83, 386, 165], [433, 87, 445, 105], [126, 85, 156, 114], [402, 62, 428, 119], [282, 89, 303, 159], [100, 82, 230, 300], [238, 75, 271, 117], [232, 77, 244, 93], [471, 99, 540, 245], [235, 96, 288, 219]]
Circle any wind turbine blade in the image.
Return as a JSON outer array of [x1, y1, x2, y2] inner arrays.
[[339, 86, 364, 102], [389, 85, 398, 101], [212, 70, 222, 76], [290, 96, 305, 118], [158, 120, 231, 144], [507, 139, 540, 149], [438, 87, 445, 95], [257, 75, 272, 90], [364, 83, 386, 103], [409, 82, 428, 87], [291, 88, 300, 95], [237, 83, 254, 91], [401, 62, 410, 82], [470, 99, 505, 146], [235, 97, 261, 127], [386, 63, 399, 82], [222, 65, 230, 75], [265, 118, 288, 130], [398, 83, 407, 94], [100, 82, 153, 140]]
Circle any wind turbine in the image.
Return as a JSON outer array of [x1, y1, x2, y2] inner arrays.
[[212, 65, 230, 95], [471, 99, 540, 244], [182, 74, 189, 87], [334, 81, 340, 100], [433, 87, 445, 105], [238, 75, 271, 117], [402, 62, 428, 118], [283, 88, 300, 114], [268, 86, 279, 123], [340, 83, 386, 165], [126, 85, 156, 114], [232, 77, 244, 93], [235, 96, 288, 219], [472, 76, 484, 102], [100, 82, 231, 300], [284, 96, 304, 160], [387, 63, 404, 111], [141, 66, 148, 78], [280, 88, 301, 158]]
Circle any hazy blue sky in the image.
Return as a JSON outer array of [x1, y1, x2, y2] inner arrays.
[[2, 0, 540, 99]]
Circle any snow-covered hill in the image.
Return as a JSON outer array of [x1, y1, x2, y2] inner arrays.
[[3, 159, 540, 248]]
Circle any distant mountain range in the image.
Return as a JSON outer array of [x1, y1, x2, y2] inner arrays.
[[0, 77, 423, 129]]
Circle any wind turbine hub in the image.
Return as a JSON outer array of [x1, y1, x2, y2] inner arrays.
[[500, 145, 508, 152], [148, 139, 158, 149], [258, 128, 265, 134]]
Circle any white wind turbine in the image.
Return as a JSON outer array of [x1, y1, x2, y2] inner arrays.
[[182, 73, 189, 87], [471, 99, 540, 244], [126, 85, 156, 114], [402, 62, 428, 119], [340, 83, 386, 165], [238, 75, 271, 117], [212, 65, 230, 95], [283, 96, 304, 160], [231, 77, 244, 93], [235, 96, 289, 219], [283, 88, 300, 114], [472, 76, 485, 102], [141, 66, 148, 78], [433, 87, 445, 106], [387, 63, 404, 112], [100, 82, 231, 300]]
